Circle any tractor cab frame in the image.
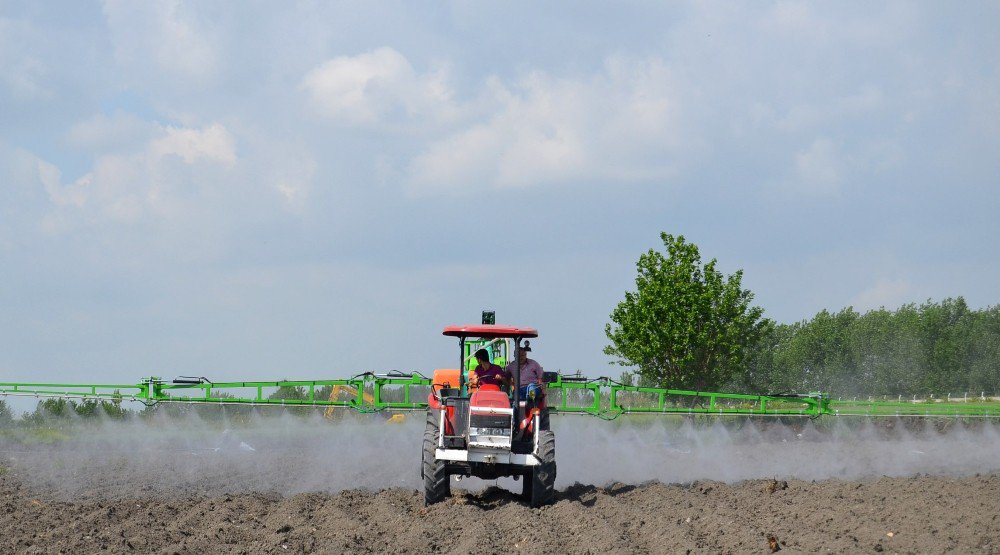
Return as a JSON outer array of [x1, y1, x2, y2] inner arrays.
[[444, 324, 536, 421]]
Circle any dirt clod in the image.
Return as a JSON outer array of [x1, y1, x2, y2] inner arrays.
[[766, 479, 788, 494]]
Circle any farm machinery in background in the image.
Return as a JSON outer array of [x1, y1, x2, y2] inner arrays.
[[3, 311, 1000, 506], [323, 384, 406, 423]]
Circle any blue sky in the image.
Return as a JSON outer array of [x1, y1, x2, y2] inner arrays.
[[1, 1, 998, 385]]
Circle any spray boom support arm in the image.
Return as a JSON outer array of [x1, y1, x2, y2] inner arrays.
[[2, 374, 998, 418]]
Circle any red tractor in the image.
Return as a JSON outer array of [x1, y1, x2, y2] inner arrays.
[[422, 323, 556, 507]]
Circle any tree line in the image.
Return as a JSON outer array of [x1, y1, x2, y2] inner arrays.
[[0, 384, 339, 427], [606, 233, 1000, 397], [734, 298, 1000, 397], [0, 382, 430, 426]]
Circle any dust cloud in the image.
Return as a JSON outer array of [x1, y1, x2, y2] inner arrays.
[[2, 408, 998, 499], [1, 409, 423, 499], [552, 415, 1000, 486]]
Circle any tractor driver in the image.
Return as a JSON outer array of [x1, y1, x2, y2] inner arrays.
[[505, 341, 544, 402], [470, 348, 511, 391]]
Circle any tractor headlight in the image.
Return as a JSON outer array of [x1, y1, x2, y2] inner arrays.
[[469, 426, 509, 437]]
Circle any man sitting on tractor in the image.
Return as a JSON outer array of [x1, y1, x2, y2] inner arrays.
[[505, 341, 544, 402], [470, 348, 511, 391]]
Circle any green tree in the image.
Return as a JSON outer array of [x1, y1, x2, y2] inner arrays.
[[268, 385, 309, 401], [605, 233, 771, 390], [968, 305, 1000, 395], [74, 399, 130, 420], [23, 398, 78, 425], [917, 297, 974, 393], [36, 398, 77, 418], [316, 384, 333, 403], [774, 308, 860, 393], [266, 384, 315, 418], [0, 400, 12, 425], [727, 322, 797, 394], [756, 297, 998, 397]]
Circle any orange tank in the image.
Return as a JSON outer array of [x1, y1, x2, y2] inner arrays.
[[432, 368, 461, 392]]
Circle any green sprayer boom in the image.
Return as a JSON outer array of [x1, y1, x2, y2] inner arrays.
[[2, 373, 998, 419]]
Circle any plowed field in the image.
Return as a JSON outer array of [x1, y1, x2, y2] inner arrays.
[[1, 416, 998, 554]]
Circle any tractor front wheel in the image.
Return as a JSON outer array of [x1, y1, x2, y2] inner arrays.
[[527, 430, 556, 507], [422, 409, 450, 505]]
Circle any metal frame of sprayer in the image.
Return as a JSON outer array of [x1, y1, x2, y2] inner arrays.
[[3, 373, 998, 419]]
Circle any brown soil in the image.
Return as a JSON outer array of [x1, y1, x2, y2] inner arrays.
[[2, 416, 998, 553], [2, 469, 997, 554]]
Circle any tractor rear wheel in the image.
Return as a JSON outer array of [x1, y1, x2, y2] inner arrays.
[[528, 430, 556, 507], [422, 409, 450, 505]]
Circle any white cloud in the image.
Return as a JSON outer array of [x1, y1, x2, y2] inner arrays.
[[2, 1, 999, 383], [406, 57, 686, 192], [775, 87, 884, 132], [39, 123, 237, 226], [1, 54, 49, 101], [0, 17, 52, 101], [0, 146, 58, 250], [272, 153, 316, 213], [101, 0, 218, 87], [300, 47, 456, 126], [793, 137, 842, 194], [66, 112, 158, 153], [149, 124, 236, 166]]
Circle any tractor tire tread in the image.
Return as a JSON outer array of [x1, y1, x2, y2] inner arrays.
[[529, 430, 556, 507], [422, 409, 450, 505]]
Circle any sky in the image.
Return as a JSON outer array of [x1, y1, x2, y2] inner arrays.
[[1, 1, 998, 386]]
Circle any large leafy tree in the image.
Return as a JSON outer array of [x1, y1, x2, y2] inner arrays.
[[605, 233, 770, 390]]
